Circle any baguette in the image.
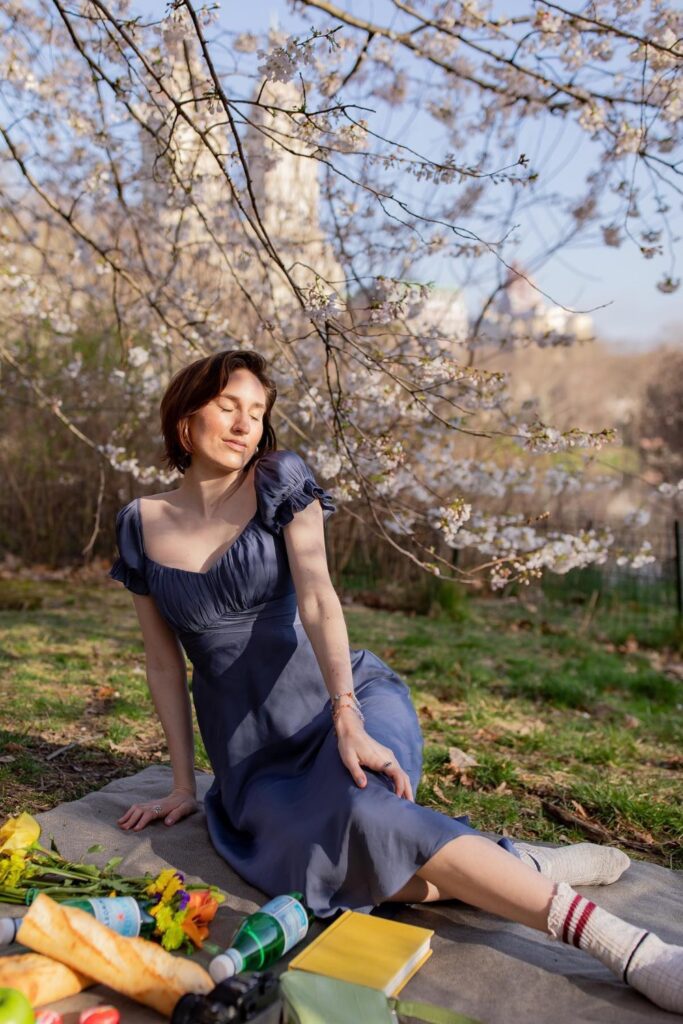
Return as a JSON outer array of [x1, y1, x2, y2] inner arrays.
[[0, 952, 92, 1006], [17, 894, 213, 1016]]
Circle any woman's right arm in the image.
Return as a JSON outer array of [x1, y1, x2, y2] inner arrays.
[[117, 593, 198, 832]]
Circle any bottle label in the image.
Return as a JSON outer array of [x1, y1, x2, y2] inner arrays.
[[260, 895, 309, 953], [86, 897, 141, 937]]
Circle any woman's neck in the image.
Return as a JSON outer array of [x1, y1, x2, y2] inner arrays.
[[174, 462, 250, 518]]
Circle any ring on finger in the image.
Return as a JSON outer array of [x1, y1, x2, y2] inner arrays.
[[152, 804, 162, 817]]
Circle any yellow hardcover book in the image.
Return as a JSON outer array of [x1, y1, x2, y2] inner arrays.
[[288, 910, 433, 996]]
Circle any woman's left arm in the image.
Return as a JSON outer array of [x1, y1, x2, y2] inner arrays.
[[284, 500, 414, 801]]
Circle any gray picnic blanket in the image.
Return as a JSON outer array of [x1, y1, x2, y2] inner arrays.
[[2, 766, 682, 1023]]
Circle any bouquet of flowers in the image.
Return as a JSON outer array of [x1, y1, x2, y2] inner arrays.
[[0, 812, 224, 952]]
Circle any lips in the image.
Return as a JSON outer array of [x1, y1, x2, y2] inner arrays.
[[223, 440, 247, 450]]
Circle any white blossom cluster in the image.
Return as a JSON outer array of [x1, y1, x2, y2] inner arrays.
[[428, 499, 473, 546], [298, 386, 322, 427], [623, 508, 651, 528], [306, 443, 344, 480], [303, 280, 343, 324], [616, 540, 656, 569], [306, 433, 408, 500], [362, 279, 433, 326], [517, 423, 617, 454], [447, 459, 536, 498], [332, 121, 369, 154], [127, 345, 149, 368], [658, 479, 683, 499], [0, 0, 677, 579], [487, 527, 616, 589], [409, 356, 506, 396], [97, 443, 179, 487], [451, 513, 544, 555], [257, 35, 315, 83]]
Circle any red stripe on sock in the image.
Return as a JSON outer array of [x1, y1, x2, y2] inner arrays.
[[562, 894, 582, 944], [572, 901, 597, 948]]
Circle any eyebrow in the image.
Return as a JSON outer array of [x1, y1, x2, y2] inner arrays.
[[218, 393, 267, 411]]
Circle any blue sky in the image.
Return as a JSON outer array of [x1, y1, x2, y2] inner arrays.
[[173, 1, 683, 349]]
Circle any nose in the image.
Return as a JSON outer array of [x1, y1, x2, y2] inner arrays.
[[232, 409, 251, 434]]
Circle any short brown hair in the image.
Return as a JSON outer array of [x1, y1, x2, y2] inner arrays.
[[160, 350, 278, 474]]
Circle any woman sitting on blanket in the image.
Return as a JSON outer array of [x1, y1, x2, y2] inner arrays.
[[109, 349, 682, 1014]]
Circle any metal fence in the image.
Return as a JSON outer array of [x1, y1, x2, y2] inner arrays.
[[331, 518, 683, 645], [534, 521, 682, 646]]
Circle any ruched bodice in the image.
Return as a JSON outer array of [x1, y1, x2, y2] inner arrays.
[[109, 449, 517, 916], [109, 450, 336, 630]]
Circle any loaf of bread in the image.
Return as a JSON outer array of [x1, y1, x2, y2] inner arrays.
[[0, 952, 92, 1006], [17, 894, 213, 1015]]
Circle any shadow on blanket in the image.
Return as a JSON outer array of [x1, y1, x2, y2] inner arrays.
[[4, 765, 681, 1024]]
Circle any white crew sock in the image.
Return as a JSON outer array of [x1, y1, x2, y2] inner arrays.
[[515, 841, 630, 885], [547, 882, 683, 1013]]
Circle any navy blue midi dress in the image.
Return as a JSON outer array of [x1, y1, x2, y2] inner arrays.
[[109, 449, 518, 917]]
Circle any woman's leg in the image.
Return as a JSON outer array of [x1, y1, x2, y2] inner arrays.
[[393, 838, 629, 892], [390, 835, 554, 930], [387, 836, 683, 1014]]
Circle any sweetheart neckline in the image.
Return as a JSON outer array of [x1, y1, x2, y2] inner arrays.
[[135, 497, 261, 576]]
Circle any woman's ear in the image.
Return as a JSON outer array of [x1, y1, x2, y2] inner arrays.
[[179, 417, 194, 454]]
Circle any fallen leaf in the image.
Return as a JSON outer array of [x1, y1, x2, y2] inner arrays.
[[471, 727, 502, 742], [570, 800, 589, 820], [448, 746, 479, 772], [432, 782, 450, 803]]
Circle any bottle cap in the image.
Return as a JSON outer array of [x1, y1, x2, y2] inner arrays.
[[208, 953, 237, 983], [0, 917, 19, 946]]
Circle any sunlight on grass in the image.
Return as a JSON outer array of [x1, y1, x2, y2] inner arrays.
[[0, 580, 680, 864]]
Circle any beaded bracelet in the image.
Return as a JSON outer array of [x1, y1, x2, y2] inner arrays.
[[332, 700, 365, 726], [331, 689, 364, 726]]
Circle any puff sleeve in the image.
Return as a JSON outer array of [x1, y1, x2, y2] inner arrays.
[[254, 450, 336, 536], [108, 501, 150, 595]]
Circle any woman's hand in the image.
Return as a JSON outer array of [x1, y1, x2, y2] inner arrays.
[[117, 788, 198, 832], [335, 710, 414, 801]]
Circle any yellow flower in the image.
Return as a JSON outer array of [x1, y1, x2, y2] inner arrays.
[[149, 901, 187, 951], [0, 851, 28, 887], [0, 813, 41, 853], [160, 921, 186, 951], [150, 903, 174, 929], [146, 868, 184, 905]]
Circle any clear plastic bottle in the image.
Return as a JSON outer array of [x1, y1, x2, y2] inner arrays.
[[209, 892, 313, 981], [0, 895, 157, 946]]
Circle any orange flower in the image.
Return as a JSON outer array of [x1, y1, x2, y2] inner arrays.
[[180, 890, 221, 948]]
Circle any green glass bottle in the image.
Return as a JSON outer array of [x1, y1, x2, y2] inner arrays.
[[209, 892, 314, 981], [0, 894, 157, 944], [59, 895, 157, 938]]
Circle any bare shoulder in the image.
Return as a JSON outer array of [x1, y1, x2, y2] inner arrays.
[[138, 491, 182, 520], [139, 490, 179, 504]]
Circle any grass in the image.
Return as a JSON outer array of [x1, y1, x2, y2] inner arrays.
[[0, 575, 681, 868]]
